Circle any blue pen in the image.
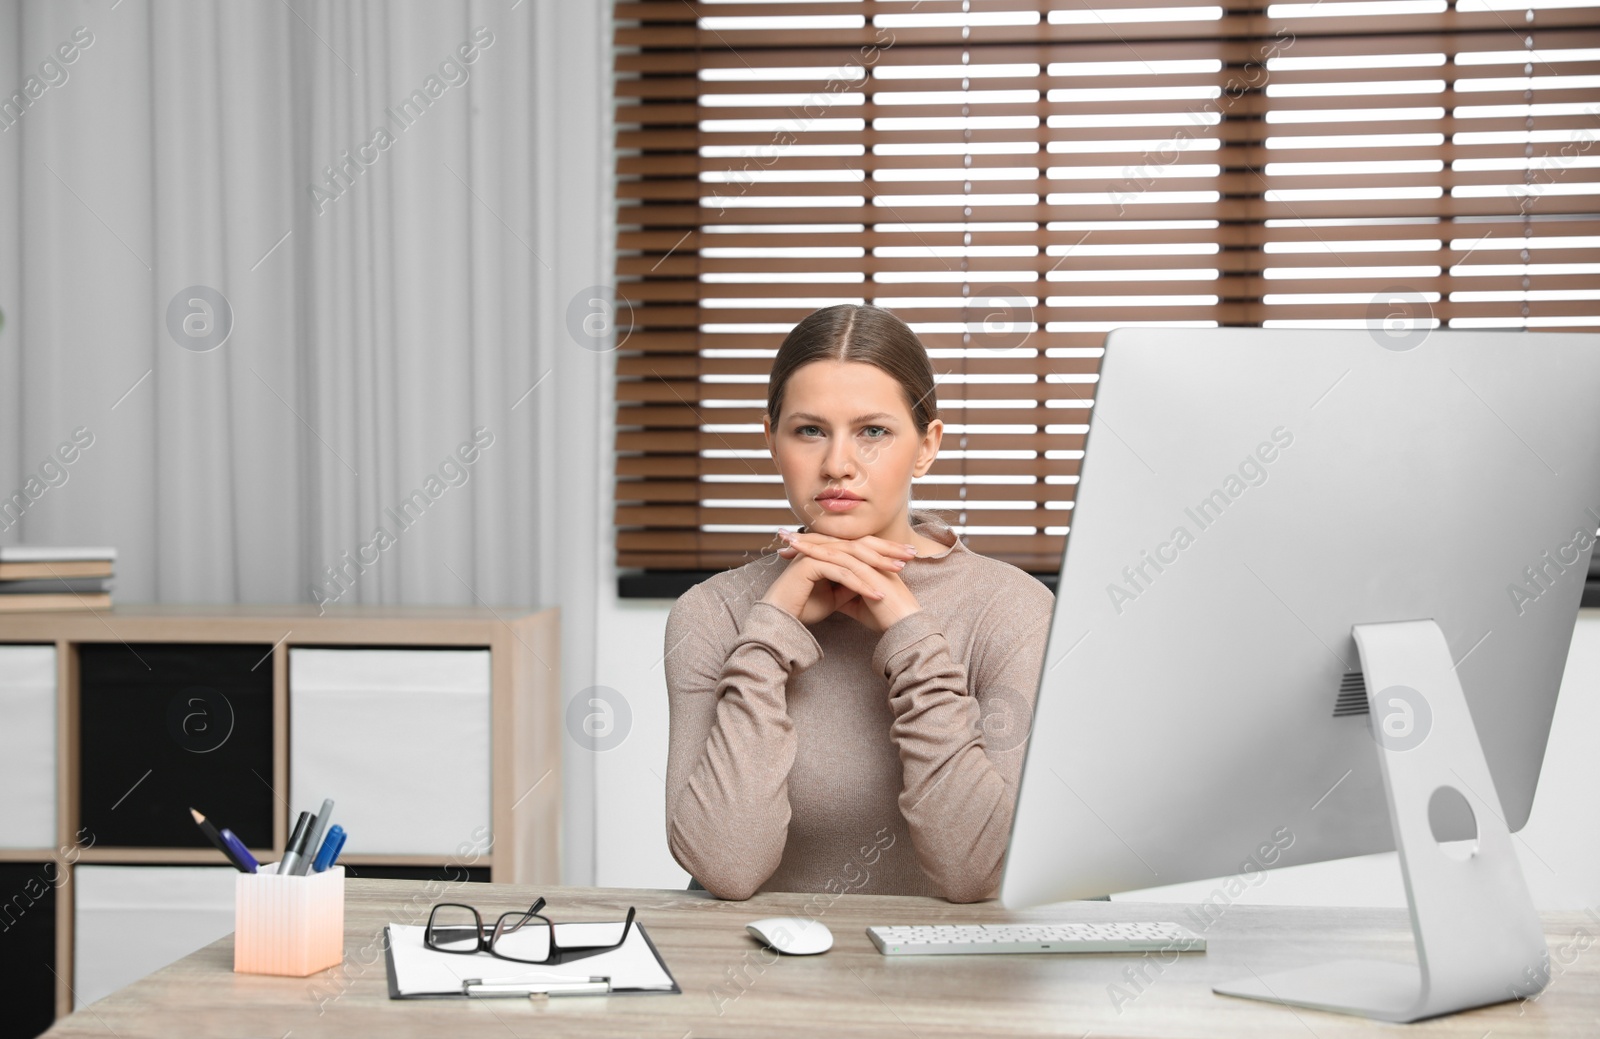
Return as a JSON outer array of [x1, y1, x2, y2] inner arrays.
[[312, 825, 346, 872], [219, 828, 259, 873]]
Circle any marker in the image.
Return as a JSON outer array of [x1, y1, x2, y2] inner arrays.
[[190, 808, 253, 873], [279, 811, 314, 876], [296, 799, 335, 876], [219, 828, 258, 873], [312, 825, 347, 872]]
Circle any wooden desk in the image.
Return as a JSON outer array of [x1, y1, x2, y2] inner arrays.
[[43, 879, 1600, 1038]]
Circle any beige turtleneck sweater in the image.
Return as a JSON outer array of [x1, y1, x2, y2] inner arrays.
[[663, 508, 1056, 903]]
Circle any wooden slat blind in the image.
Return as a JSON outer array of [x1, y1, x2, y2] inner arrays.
[[614, 0, 1600, 577]]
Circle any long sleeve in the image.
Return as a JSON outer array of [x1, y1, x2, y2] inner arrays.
[[664, 591, 823, 900], [872, 603, 1052, 903]]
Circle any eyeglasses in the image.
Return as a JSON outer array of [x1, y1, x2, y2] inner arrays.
[[424, 897, 637, 965]]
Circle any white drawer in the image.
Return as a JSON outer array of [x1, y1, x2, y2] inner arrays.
[[73, 865, 236, 1008], [289, 648, 492, 857], [0, 644, 57, 849]]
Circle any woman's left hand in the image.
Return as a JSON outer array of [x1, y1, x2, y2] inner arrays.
[[776, 530, 922, 634]]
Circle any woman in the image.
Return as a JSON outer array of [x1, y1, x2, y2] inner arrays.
[[663, 304, 1055, 903]]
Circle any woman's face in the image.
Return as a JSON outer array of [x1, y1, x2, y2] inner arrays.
[[763, 360, 942, 538]]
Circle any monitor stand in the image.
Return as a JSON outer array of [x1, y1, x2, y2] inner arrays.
[[1213, 619, 1550, 1022]]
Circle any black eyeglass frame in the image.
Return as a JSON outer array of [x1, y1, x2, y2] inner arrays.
[[423, 896, 637, 965]]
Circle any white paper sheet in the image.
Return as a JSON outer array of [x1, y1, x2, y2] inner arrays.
[[386, 922, 677, 996]]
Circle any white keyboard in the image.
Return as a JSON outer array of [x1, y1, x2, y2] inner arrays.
[[867, 921, 1205, 956]]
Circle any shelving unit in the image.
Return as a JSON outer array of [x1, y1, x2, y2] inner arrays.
[[0, 604, 561, 1027]]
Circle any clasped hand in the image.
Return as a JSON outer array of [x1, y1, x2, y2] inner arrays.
[[759, 529, 922, 634]]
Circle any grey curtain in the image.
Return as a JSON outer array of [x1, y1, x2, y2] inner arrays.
[[0, 0, 611, 883]]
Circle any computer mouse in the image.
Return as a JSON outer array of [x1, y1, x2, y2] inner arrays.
[[746, 916, 834, 955]]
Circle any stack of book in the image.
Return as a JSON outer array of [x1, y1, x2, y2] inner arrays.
[[0, 547, 116, 611]]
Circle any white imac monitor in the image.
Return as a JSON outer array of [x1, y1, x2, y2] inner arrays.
[[999, 327, 1600, 1022]]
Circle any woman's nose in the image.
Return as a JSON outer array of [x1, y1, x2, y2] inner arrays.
[[823, 439, 857, 478]]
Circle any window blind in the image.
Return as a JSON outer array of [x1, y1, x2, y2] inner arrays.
[[614, 0, 1600, 583]]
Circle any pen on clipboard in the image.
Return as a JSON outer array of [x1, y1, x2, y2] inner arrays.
[[462, 976, 610, 998]]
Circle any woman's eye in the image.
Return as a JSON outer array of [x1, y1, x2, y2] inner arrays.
[[794, 425, 887, 437]]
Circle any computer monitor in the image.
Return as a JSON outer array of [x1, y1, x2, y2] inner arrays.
[[999, 327, 1600, 1022]]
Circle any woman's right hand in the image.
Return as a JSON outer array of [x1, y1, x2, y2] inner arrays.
[[759, 531, 919, 626]]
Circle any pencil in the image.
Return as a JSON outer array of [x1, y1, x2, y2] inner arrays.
[[190, 808, 252, 872]]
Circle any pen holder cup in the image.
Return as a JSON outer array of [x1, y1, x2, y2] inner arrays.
[[234, 864, 345, 977]]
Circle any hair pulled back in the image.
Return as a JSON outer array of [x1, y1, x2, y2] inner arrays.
[[766, 305, 938, 436]]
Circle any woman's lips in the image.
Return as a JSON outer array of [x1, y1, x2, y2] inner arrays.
[[817, 496, 864, 512]]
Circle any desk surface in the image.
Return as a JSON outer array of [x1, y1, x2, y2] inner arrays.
[[45, 879, 1600, 1038]]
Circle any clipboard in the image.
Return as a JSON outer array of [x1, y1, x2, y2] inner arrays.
[[383, 920, 681, 999]]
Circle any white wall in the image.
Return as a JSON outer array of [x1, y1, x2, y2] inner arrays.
[[593, 598, 1600, 909], [593, 591, 694, 890]]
